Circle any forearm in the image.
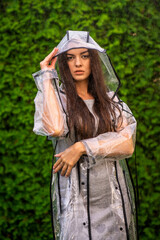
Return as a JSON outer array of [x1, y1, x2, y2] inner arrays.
[[42, 77, 64, 136], [81, 121, 136, 166], [98, 137, 134, 157], [33, 69, 67, 137]]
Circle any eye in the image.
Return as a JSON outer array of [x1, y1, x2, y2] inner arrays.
[[81, 54, 90, 59], [67, 56, 74, 61]]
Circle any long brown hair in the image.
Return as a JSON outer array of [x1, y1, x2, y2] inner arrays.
[[58, 49, 122, 140]]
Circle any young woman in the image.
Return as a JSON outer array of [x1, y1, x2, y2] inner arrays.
[[33, 31, 137, 240]]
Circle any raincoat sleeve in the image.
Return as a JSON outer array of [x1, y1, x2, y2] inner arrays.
[[32, 69, 68, 137], [81, 99, 137, 168]]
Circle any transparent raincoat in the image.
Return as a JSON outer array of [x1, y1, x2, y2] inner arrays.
[[33, 31, 137, 240]]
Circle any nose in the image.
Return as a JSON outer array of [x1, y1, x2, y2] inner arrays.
[[75, 56, 82, 67]]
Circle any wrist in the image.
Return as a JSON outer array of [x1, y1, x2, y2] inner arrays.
[[74, 142, 86, 155]]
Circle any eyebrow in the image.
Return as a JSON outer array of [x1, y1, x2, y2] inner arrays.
[[66, 50, 89, 56]]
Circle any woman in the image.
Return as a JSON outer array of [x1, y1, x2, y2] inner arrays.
[[33, 31, 137, 240]]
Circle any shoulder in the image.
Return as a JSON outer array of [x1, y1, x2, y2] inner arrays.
[[107, 91, 134, 117], [107, 91, 120, 103]]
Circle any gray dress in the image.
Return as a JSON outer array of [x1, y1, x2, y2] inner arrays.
[[51, 99, 137, 240], [33, 70, 137, 240]]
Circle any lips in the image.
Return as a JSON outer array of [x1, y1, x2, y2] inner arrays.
[[74, 70, 84, 74]]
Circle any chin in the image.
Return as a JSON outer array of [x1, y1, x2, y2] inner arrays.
[[73, 75, 89, 82], [74, 78, 88, 82]]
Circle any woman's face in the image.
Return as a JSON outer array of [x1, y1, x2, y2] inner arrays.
[[66, 48, 91, 83]]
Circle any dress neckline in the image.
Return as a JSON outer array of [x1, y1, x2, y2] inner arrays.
[[84, 99, 94, 102]]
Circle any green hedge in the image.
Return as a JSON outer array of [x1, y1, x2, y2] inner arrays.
[[0, 0, 160, 239]]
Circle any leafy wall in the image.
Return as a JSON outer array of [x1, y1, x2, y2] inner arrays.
[[0, 0, 160, 239]]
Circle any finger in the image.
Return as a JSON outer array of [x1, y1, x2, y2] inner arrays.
[[54, 153, 63, 158], [54, 161, 64, 173], [53, 158, 62, 169], [61, 163, 68, 176], [44, 48, 58, 63], [40, 48, 59, 70], [45, 48, 58, 62], [50, 57, 57, 69], [65, 166, 72, 177]]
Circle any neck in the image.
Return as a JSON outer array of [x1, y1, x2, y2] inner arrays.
[[75, 80, 93, 100]]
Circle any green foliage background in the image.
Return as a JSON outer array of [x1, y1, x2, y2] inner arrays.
[[0, 0, 160, 239]]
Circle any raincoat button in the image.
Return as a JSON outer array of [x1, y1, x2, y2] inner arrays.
[[120, 227, 123, 231], [81, 182, 85, 185], [83, 222, 86, 226], [115, 186, 118, 190]]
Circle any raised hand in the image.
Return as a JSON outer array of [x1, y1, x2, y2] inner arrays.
[[40, 48, 58, 70]]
